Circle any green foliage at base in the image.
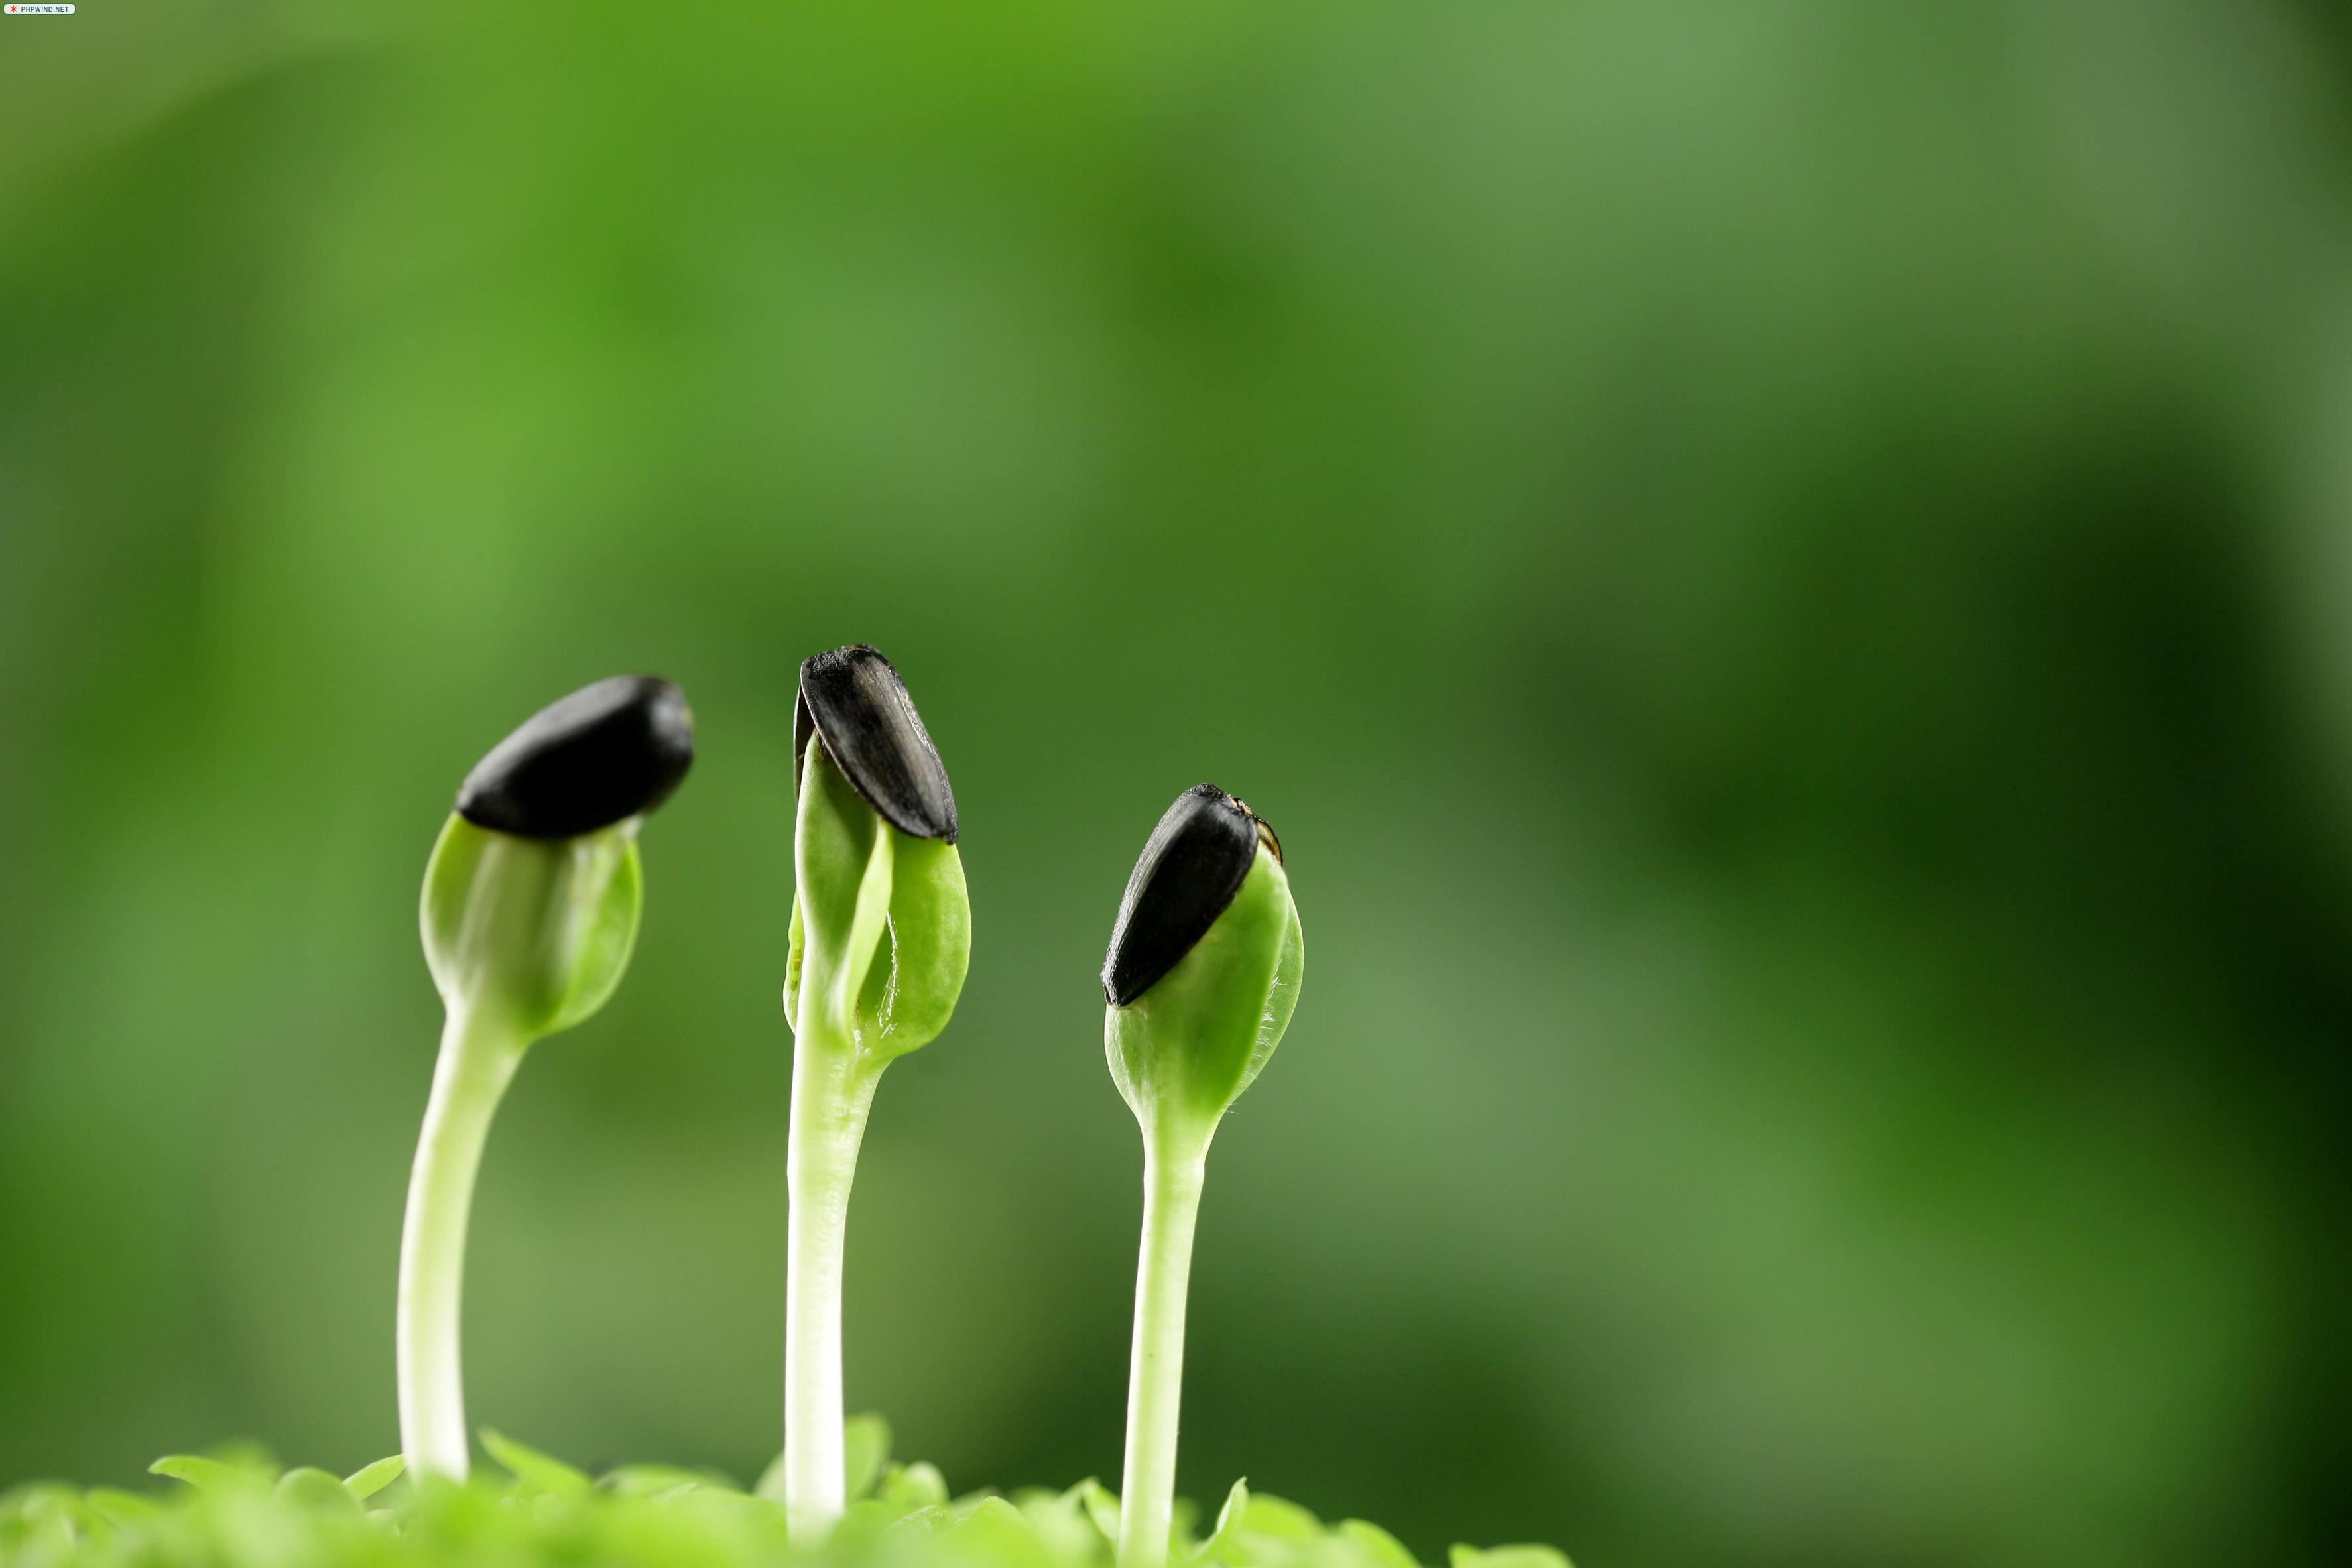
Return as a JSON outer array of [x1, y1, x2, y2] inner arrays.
[[0, 1422, 1570, 1568]]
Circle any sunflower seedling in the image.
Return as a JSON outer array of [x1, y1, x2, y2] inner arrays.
[[399, 676, 694, 1482], [1101, 784, 1304, 1568], [782, 646, 971, 1540]]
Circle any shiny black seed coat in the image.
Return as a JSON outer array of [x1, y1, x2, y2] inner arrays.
[[456, 675, 695, 839], [1102, 784, 1277, 1006], [794, 645, 959, 843]]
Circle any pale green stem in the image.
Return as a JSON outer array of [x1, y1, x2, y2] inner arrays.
[[397, 1008, 526, 1482], [782, 1022, 880, 1542], [1118, 1121, 1211, 1568]]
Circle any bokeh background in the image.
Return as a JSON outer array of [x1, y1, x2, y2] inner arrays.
[[5, 2, 2352, 1565]]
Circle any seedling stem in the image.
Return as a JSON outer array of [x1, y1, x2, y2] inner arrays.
[[1119, 1122, 1211, 1568], [781, 1029, 881, 1536], [396, 1008, 525, 1481]]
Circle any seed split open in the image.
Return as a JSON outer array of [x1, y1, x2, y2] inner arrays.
[[794, 645, 958, 843], [456, 675, 695, 839], [1101, 784, 1278, 1007]]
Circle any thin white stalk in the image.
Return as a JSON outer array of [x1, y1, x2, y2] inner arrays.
[[1118, 1126, 1211, 1568], [396, 1009, 525, 1483], [781, 1023, 879, 1541]]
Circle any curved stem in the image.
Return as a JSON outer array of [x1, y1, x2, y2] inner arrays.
[[782, 1024, 879, 1541], [396, 1008, 525, 1482], [1118, 1125, 1210, 1568]]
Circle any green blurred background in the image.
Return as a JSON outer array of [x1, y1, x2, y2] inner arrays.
[[5, 1, 2351, 1564]]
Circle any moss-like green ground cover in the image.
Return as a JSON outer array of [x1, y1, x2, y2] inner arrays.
[[0, 1423, 1570, 1568]]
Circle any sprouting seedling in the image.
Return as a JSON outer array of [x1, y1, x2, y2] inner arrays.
[[780, 645, 970, 1540], [399, 675, 694, 1483], [1102, 784, 1304, 1568]]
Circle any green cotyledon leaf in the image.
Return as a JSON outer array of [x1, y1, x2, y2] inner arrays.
[[1448, 1547, 1573, 1568], [276, 1469, 361, 1512], [343, 1455, 406, 1502], [1011, 1485, 1100, 1559], [480, 1429, 591, 1496], [600, 1465, 741, 1498], [149, 1455, 269, 1494], [1106, 839, 1301, 1133], [877, 1462, 950, 1512], [1341, 1520, 1424, 1568], [845, 1413, 893, 1502], [949, 1496, 1063, 1568], [1236, 1494, 1322, 1543], [1193, 1480, 1249, 1563], [421, 817, 643, 1040], [1077, 1478, 1121, 1543], [789, 737, 968, 1061]]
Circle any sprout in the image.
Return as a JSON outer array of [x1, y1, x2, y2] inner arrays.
[[1102, 785, 1303, 1568], [399, 676, 694, 1483], [780, 646, 970, 1540]]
